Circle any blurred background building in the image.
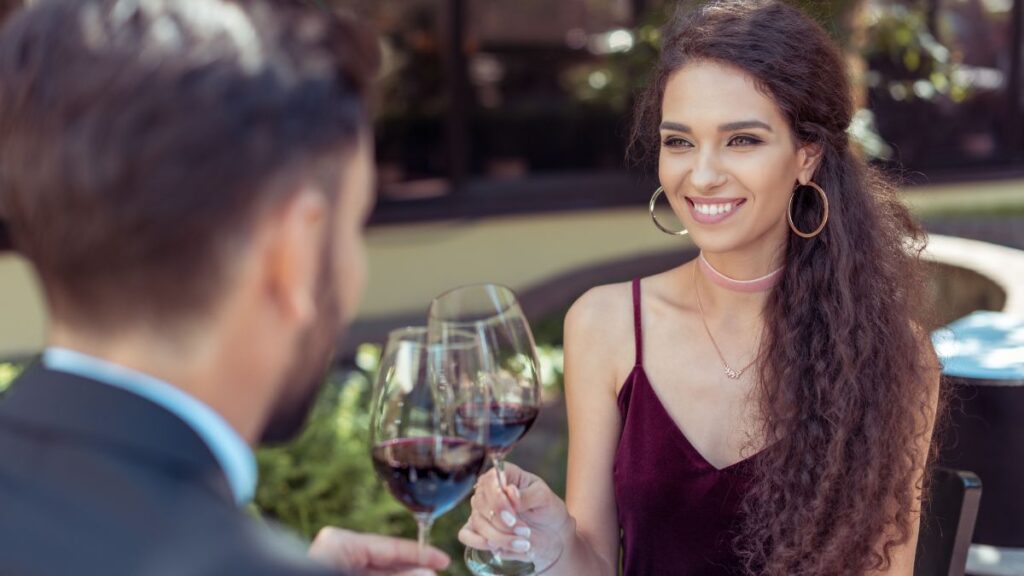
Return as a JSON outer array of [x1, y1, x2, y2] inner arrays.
[[338, 0, 1024, 346], [2, 0, 1023, 350]]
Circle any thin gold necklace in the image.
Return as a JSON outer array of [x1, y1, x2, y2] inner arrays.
[[693, 264, 759, 380]]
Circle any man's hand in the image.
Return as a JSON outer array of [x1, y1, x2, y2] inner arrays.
[[308, 527, 450, 576]]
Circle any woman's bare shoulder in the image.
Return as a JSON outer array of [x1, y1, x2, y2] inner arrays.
[[562, 281, 636, 373], [565, 282, 633, 338]]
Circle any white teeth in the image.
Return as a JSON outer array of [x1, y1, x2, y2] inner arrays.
[[695, 202, 735, 216]]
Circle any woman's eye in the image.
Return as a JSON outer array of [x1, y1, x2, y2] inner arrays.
[[662, 137, 693, 148], [729, 135, 762, 147]]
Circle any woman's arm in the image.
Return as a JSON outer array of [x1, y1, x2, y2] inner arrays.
[[559, 287, 628, 574]]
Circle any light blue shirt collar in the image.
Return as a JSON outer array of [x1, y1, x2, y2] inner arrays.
[[42, 347, 257, 505]]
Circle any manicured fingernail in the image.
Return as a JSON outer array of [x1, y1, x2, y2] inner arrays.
[[512, 539, 531, 553], [514, 526, 531, 538], [500, 510, 517, 527]]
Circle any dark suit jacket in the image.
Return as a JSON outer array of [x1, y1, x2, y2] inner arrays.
[[0, 364, 339, 576]]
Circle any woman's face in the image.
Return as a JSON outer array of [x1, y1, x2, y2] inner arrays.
[[658, 60, 821, 260]]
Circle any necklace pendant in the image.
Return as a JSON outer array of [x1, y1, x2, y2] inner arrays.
[[724, 367, 741, 379]]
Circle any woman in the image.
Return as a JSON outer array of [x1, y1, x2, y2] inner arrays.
[[459, 0, 942, 574]]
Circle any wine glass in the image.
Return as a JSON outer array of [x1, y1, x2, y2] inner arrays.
[[369, 326, 490, 562], [428, 284, 561, 575]]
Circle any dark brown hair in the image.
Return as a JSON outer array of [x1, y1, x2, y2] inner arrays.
[[0, 0, 379, 330], [631, 1, 940, 573], [0, 0, 20, 24]]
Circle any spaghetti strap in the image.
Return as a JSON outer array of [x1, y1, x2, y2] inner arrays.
[[615, 275, 752, 576], [632, 278, 643, 367]]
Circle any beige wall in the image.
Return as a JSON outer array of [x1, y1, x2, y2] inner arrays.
[[362, 177, 1024, 320], [0, 205, 686, 358], [0, 254, 46, 359], [2, 178, 1022, 358], [361, 205, 688, 319]]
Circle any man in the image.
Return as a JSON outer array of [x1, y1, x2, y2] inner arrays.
[[0, 1, 450, 575]]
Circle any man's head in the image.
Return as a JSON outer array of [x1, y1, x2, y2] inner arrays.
[[0, 0, 379, 443]]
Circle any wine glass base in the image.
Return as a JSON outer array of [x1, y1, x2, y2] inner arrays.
[[465, 549, 537, 576], [466, 542, 565, 576]]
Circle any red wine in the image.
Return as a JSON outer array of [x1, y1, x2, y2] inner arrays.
[[487, 404, 539, 453], [372, 437, 486, 517], [459, 403, 539, 454]]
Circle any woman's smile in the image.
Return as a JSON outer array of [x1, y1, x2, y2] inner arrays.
[[685, 196, 746, 225]]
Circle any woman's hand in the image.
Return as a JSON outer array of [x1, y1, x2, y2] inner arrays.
[[459, 462, 571, 566]]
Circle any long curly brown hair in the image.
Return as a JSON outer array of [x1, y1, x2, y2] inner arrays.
[[629, 1, 942, 574]]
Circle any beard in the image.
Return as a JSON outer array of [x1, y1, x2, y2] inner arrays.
[[258, 235, 344, 445]]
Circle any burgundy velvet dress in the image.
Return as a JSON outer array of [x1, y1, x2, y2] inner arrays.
[[613, 278, 756, 575]]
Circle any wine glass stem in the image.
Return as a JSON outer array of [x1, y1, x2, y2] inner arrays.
[[492, 455, 507, 489], [414, 513, 434, 564], [490, 455, 510, 566]]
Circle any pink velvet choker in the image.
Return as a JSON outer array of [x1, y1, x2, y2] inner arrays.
[[697, 252, 783, 293]]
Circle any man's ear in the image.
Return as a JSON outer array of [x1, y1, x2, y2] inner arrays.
[[263, 188, 327, 327], [796, 142, 824, 185]]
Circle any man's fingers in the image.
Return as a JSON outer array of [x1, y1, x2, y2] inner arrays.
[[366, 569, 435, 576], [353, 533, 449, 570], [310, 528, 450, 571]]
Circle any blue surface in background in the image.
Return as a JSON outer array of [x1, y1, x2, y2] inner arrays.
[[932, 310, 1024, 381]]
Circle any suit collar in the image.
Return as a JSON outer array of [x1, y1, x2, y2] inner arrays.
[[0, 363, 235, 503]]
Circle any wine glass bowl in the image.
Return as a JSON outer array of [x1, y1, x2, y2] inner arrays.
[[369, 326, 490, 558], [370, 436, 486, 519], [428, 285, 542, 462], [428, 284, 555, 575]]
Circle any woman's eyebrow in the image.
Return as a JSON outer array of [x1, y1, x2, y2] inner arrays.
[[659, 120, 773, 133]]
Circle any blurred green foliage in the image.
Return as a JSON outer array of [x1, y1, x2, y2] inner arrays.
[[0, 362, 24, 396], [863, 3, 973, 104], [562, 0, 863, 112], [558, 0, 908, 161]]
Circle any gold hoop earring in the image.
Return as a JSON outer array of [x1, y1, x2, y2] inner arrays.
[[787, 181, 829, 239], [649, 186, 688, 236]]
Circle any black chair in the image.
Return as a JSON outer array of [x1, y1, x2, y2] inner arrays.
[[914, 467, 982, 576]]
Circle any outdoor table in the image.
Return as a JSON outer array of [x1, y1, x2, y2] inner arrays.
[[932, 310, 1024, 575]]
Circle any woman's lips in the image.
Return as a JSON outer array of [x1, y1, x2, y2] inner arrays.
[[686, 197, 746, 225]]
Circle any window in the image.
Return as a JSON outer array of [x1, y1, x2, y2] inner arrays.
[[464, 0, 643, 179], [334, 0, 454, 200]]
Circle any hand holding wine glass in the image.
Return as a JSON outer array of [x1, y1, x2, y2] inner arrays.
[[458, 462, 569, 570]]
